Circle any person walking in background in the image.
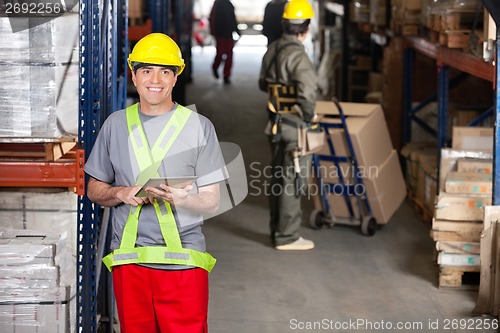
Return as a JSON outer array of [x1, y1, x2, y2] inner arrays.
[[258, 0, 318, 251], [209, 0, 239, 84], [85, 33, 227, 332], [262, 0, 287, 45]]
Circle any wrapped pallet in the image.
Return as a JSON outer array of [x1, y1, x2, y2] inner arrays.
[[0, 13, 79, 138]]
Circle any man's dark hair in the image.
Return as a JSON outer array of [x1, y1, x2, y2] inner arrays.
[[132, 63, 178, 74], [283, 19, 310, 35]]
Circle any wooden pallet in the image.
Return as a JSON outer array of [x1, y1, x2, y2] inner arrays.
[[439, 30, 471, 49], [0, 138, 77, 162], [439, 265, 480, 289], [407, 190, 433, 225]]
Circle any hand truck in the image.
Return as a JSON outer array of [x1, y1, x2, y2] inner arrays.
[[309, 98, 378, 236]]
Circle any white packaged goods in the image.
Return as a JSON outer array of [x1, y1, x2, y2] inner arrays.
[[0, 191, 77, 254], [0, 13, 78, 138], [0, 286, 75, 333], [0, 229, 75, 333], [0, 229, 65, 266], [437, 252, 481, 267]]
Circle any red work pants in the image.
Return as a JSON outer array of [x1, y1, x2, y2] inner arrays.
[[212, 37, 235, 78], [112, 264, 209, 333]]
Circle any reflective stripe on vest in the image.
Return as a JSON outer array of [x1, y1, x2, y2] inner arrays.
[[102, 103, 216, 272]]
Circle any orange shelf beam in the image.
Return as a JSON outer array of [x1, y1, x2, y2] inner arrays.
[[405, 36, 495, 83], [439, 46, 495, 83], [405, 36, 438, 60], [0, 149, 85, 196]]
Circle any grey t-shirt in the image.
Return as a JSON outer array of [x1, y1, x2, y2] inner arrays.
[[84, 104, 227, 268]]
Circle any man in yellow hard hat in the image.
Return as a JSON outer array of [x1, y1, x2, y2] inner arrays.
[[84, 33, 227, 332], [259, 0, 318, 251]]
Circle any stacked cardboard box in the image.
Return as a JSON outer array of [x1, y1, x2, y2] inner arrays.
[[400, 142, 438, 220], [430, 126, 493, 287], [313, 101, 406, 225], [129, 0, 146, 19], [391, 0, 422, 35], [0, 230, 75, 333]]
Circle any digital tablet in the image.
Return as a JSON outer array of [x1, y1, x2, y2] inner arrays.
[[135, 176, 197, 197]]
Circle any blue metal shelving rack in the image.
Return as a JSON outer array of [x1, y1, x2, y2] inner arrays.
[[402, 1, 499, 201]]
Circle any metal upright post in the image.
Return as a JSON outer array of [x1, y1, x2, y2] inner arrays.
[[78, 0, 102, 331], [403, 48, 414, 145], [108, 0, 124, 113], [341, 0, 349, 101], [493, 28, 500, 205], [436, 63, 449, 193], [482, 0, 500, 204], [149, 0, 170, 33]]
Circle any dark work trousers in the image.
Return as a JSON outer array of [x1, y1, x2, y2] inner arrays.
[[268, 122, 311, 246], [212, 37, 235, 79]]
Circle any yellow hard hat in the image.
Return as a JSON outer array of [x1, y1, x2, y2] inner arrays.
[[128, 33, 185, 75], [282, 0, 314, 20]]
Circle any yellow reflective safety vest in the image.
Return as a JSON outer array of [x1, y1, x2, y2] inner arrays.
[[102, 103, 216, 272]]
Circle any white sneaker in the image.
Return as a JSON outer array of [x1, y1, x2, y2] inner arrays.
[[275, 237, 315, 251]]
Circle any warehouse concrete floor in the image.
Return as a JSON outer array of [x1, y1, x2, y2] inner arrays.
[[184, 36, 495, 333]]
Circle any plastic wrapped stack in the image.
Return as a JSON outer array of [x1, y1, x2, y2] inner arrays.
[[0, 14, 79, 138], [0, 229, 75, 333]]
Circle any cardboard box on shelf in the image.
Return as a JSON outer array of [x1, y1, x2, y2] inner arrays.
[[129, 0, 146, 19], [432, 220, 484, 235], [415, 149, 438, 206], [422, 159, 438, 215], [445, 172, 492, 195], [452, 126, 493, 152], [435, 241, 480, 254], [437, 252, 480, 267], [435, 192, 491, 221], [457, 158, 493, 174], [400, 142, 436, 193], [439, 148, 493, 191], [316, 101, 394, 169]]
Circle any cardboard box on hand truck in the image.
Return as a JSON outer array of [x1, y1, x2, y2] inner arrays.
[[313, 101, 406, 224]]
